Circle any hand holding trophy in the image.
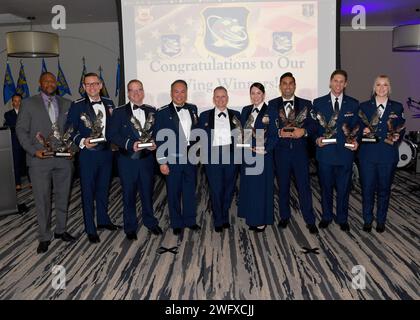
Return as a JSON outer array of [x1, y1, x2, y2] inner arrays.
[[235, 114, 252, 148], [276, 106, 308, 138], [358, 109, 380, 143], [342, 123, 360, 149], [314, 111, 339, 145], [384, 118, 405, 145], [36, 123, 74, 158], [80, 110, 106, 144], [131, 112, 155, 150]]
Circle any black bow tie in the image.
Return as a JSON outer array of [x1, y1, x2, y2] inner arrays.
[[283, 100, 294, 106], [175, 105, 187, 112], [133, 104, 145, 110], [218, 112, 227, 118], [91, 100, 102, 106], [252, 108, 260, 114]]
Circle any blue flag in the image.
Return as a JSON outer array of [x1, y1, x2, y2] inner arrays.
[[3, 61, 16, 104], [78, 57, 87, 97], [56, 60, 72, 96], [42, 58, 48, 73], [115, 59, 121, 97], [99, 66, 110, 98], [38, 58, 48, 92], [16, 61, 30, 99]]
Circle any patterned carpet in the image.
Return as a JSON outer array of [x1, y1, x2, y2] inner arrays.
[[0, 164, 419, 300]]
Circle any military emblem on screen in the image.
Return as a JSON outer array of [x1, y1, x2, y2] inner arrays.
[[273, 32, 293, 55], [202, 7, 249, 57], [161, 34, 181, 57], [302, 4, 315, 17]]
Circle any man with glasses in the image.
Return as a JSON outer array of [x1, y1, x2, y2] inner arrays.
[[108, 80, 163, 240], [16, 72, 75, 254], [67, 72, 119, 244]]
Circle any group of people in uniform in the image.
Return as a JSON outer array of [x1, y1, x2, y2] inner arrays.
[[13, 69, 405, 254]]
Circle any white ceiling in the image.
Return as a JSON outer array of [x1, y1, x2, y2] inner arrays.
[[0, 0, 419, 26]]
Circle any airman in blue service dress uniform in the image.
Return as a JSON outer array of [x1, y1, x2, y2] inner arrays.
[[238, 83, 277, 232], [358, 75, 405, 233], [66, 72, 118, 243], [313, 70, 359, 232], [154, 80, 200, 235], [199, 86, 240, 232], [108, 80, 162, 240], [268, 72, 318, 234]]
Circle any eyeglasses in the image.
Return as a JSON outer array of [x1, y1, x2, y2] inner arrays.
[[84, 82, 100, 87]]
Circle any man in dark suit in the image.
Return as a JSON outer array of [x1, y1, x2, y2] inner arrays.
[[312, 69, 359, 232], [108, 79, 162, 240], [16, 72, 75, 254], [199, 86, 240, 232], [4, 94, 26, 190], [66, 72, 119, 244], [268, 72, 318, 234], [154, 80, 200, 235]]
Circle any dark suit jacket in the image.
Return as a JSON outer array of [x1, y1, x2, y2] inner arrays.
[[358, 98, 405, 164], [154, 102, 199, 164], [240, 103, 277, 153], [3, 109, 21, 149], [16, 94, 72, 166], [312, 93, 359, 165], [268, 96, 316, 151], [108, 102, 156, 159], [66, 96, 115, 151], [198, 107, 241, 163]]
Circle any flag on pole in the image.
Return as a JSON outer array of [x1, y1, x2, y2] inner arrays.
[[41, 58, 48, 73], [115, 58, 121, 97], [98, 66, 110, 98], [56, 60, 72, 96], [3, 61, 16, 104], [78, 57, 87, 97], [38, 58, 48, 91], [16, 60, 30, 99]]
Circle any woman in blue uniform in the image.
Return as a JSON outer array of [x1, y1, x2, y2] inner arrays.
[[358, 75, 405, 233], [238, 83, 277, 232]]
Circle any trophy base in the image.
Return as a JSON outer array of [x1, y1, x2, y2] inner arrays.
[[283, 127, 295, 132], [236, 143, 251, 148], [137, 142, 153, 148], [362, 137, 378, 143], [321, 138, 337, 144], [344, 143, 355, 148], [42, 151, 55, 157], [54, 152, 72, 157], [90, 137, 106, 143]]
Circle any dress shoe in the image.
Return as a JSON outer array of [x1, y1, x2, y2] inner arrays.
[[37, 241, 50, 254], [148, 225, 163, 235], [54, 232, 76, 242], [339, 222, 350, 232], [222, 223, 230, 229], [376, 223, 386, 233], [126, 232, 138, 240], [248, 226, 257, 231], [15, 185, 22, 191], [278, 219, 289, 229], [307, 224, 319, 234], [187, 224, 201, 231], [255, 225, 267, 233], [215, 226, 223, 233], [97, 223, 121, 231], [87, 234, 100, 243], [318, 220, 331, 229], [363, 223, 372, 232], [173, 228, 182, 235]]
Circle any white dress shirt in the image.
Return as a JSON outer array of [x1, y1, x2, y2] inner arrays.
[[282, 95, 295, 118], [213, 108, 231, 146], [250, 102, 264, 127], [174, 104, 192, 145], [330, 93, 343, 112], [130, 102, 146, 131]]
